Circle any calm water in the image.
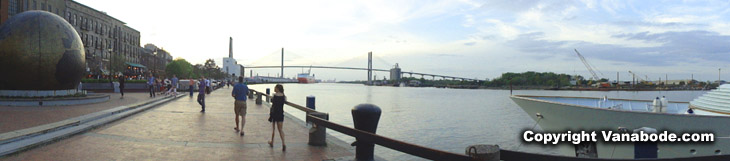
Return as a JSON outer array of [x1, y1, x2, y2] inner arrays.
[[248, 83, 708, 160]]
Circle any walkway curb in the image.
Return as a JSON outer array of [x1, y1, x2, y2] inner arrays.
[[0, 93, 186, 157]]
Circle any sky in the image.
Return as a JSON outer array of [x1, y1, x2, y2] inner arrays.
[[75, 0, 730, 81]]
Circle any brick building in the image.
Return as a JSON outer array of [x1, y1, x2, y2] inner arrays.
[[0, 0, 168, 79]]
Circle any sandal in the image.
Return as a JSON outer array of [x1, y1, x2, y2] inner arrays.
[[233, 127, 239, 132], [268, 141, 273, 147], [282, 145, 286, 151], [240, 132, 245, 136]]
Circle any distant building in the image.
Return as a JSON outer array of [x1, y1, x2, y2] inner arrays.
[[0, 0, 147, 78], [222, 37, 241, 79], [662, 79, 695, 85], [143, 44, 172, 76], [389, 63, 401, 81]]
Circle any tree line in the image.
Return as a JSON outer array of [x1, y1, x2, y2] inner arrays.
[[484, 71, 577, 87], [401, 71, 583, 87], [165, 58, 228, 79]]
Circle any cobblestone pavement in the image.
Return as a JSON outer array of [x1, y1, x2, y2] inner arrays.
[[2, 87, 353, 160], [0, 92, 156, 133]]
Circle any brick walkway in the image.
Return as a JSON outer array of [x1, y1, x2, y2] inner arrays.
[[0, 92, 157, 133], [2, 87, 353, 160]]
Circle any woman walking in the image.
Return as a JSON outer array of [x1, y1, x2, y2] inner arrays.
[[188, 78, 194, 98], [268, 84, 286, 151]]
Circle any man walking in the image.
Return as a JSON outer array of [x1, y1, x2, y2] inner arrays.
[[198, 76, 207, 112], [147, 73, 156, 98], [231, 76, 249, 136], [169, 75, 179, 96], [205, 78, 211, 94]]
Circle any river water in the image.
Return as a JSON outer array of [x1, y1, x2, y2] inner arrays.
[[248, 83, 708, 160]]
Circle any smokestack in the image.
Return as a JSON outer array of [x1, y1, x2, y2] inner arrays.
[[229, 37, 233, 58]]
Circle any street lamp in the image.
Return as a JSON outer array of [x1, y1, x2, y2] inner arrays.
[[108, 48, 113, 80]]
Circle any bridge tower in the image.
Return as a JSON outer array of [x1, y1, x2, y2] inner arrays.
[[367, 52, 372, 85]]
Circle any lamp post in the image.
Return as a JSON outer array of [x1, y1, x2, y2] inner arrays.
[[108, 48, 113, 80]]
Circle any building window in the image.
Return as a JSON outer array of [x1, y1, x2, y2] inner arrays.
[[24, 0, 28, 11], [40, 2, 45, 10], [48, 4, 51, 12], [32, 0, 36, 10], [9, 0, 18, 16]]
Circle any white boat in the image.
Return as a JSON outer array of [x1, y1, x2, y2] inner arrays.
[[510, 84, 730, 159]]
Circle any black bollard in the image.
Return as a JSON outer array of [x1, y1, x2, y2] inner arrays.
[[265, 88, 271, 102], [306, 96, 316, 110], [308, 112, 329, 146], [248, 90, 254, 99], [351, 104, 382, 160], [255, 92, 262, 105]]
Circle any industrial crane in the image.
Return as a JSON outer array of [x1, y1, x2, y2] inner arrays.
[[574, 49, 604, 80]]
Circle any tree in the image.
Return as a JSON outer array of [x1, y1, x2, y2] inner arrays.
[[165, 58, 193, 78], [110, 53, 126, 76]]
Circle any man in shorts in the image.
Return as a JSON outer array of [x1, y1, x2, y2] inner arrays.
[[231, 76, 249, 136]]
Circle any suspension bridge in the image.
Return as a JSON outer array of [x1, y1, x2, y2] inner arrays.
[[228, 46, 483, 83]]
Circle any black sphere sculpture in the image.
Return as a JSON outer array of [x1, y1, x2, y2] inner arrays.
[[0, 11, 85, 90]]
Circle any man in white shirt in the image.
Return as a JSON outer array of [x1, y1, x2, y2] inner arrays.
[[205, 78, 211, 94]]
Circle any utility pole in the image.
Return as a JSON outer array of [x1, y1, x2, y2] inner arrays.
[[616, 72, 621, 88], [632, 73, 635, 87], [719, 68, 722, 82], [281, 48, 284, 78]]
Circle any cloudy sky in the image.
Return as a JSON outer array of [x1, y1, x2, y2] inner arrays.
[[76, 0, 730, 81]]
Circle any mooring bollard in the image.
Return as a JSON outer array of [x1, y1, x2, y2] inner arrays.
[[465, 144, 500, 161], [351, 104, 382, 160], [265, 88, 271, 102], [255, 92, 262, 105], [248, 90, 254, 99], [308, 112, 329, 146], [306, 96, 316, 110]]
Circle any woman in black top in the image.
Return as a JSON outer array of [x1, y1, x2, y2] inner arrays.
[[268, 84, 286, 151], [118, 74, 125, 99]]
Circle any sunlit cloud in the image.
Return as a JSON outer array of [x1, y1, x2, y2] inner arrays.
[[74, 0, 730, 81]]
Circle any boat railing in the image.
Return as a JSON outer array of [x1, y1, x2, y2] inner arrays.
[[248, 89, 730, 160]]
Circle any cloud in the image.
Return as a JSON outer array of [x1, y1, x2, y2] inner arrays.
[[508, 31, 730, 66], [612, 21, 706, 27]]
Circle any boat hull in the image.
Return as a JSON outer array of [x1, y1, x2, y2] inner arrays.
[[510, 95, 730, 159], [297, 77, 315, 83]]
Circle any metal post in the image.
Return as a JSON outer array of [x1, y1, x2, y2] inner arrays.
[[306, 96, 315, 110], [248, 90, 254, 99], [351, 104, 381, 160], [281, 48, 284, 78], [466, 145, 500, 161], [308, 112, 328, 146], [265, 88, 270, 102]]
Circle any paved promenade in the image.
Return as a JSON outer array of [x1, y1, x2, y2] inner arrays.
[[2, 87, 354, 160], [0, 93, 155, 133]]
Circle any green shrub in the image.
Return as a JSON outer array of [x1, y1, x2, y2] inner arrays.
[[127, 80, 147, 83], [81, 79, 111, 83]]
